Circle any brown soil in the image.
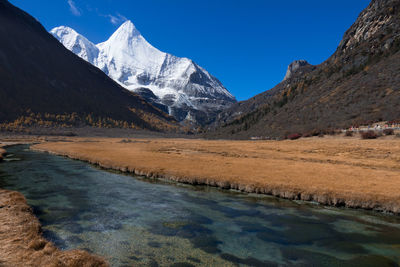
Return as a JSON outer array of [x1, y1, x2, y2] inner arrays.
[[0, 145, 109, 267], [32, 136, 400, 214]]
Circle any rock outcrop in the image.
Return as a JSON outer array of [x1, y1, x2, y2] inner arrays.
[[283, 60, 315, 81]]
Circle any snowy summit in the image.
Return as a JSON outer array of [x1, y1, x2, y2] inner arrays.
[[51, 21, 236, 124]]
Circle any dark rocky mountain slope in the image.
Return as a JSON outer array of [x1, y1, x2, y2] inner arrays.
[[209, 0, 400, 139], [0, 0, 178, 132]]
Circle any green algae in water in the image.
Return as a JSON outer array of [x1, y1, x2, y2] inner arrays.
[[0, 145, 400, 266]]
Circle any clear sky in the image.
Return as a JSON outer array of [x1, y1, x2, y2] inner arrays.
[[10, 0, 369, 101]]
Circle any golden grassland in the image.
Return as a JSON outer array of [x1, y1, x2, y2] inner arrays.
[[0, 189, 108, 267], [32, 136, 400, 213]]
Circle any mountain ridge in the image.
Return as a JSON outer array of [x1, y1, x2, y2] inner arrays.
[[208, 0, 400, 139], [51, 21, 236, 126], [0, 0, 178, 132]]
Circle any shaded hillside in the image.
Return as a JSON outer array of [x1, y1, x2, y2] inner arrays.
[[0, 0, 178, 132], [209, 0, 400, 139]]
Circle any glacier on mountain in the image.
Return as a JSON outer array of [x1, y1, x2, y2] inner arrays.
[[50, 21, 236, 125]]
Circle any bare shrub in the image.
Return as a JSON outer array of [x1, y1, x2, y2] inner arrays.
[[383, 129, 394, 135], [303, 129, 323, 138], [345, 131, 354, 137], [119, 139, 133, 143], [287, 133, 302, 140], [324, 129, 340, 135], [361, 131, 379, 139]]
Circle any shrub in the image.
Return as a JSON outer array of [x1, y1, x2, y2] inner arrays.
[[64, 131, 77, 137], [287, 133, 302, 140], [361, 131, 379, 139], [324, 129, 340, 135], [306, 129, 323, 137], [345, 131, 353, 137], [119, 139, 133, 143], [383, 129, 394, 135]]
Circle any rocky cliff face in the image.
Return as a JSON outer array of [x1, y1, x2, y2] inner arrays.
[[209, 0, 400, 139], [51, 21, 236, 126], [332, 0, 400, 63], [213, 59, 316, 128], [283, 60, 314, 81]]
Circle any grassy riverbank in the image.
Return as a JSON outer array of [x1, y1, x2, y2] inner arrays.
[[32, 136, 400, 214], [0, 143, 109, 267], [0, 188, 108, 266]]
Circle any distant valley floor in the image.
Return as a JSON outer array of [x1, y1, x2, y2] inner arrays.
[[31, 136, 400, 214]]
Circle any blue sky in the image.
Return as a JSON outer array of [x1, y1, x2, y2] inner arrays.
[[10, 0, 368, 101]]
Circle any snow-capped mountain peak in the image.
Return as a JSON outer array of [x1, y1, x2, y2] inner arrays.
[[50, 26, 99, 63], [96, 20, 166, 83], [109, 20, 142, 40], [50, 21, 236, 125]]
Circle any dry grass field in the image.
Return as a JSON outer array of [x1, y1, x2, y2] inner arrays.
[[32, 136, 400, 213]]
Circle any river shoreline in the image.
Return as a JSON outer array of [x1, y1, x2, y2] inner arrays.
[[32, 137, 400, 215], [0, 144, 109, 267], [0, 144, 6, 161], [6, 143, 400, 266]]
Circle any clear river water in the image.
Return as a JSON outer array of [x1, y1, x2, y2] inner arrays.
[[0, 145, 399, 266]]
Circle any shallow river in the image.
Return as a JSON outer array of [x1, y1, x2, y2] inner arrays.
[[0, 145, 400, 266]]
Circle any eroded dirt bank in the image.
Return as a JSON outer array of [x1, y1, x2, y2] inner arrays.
[[32, 137, 400, 214]]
